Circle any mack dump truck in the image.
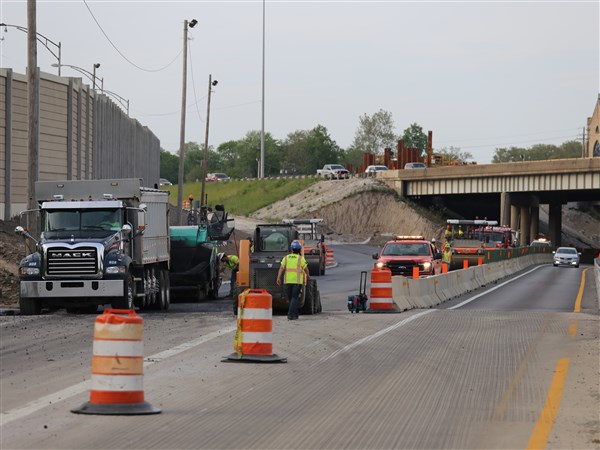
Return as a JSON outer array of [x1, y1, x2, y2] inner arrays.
[[234, 223, 322, 315], [15, 179, 234, 315], [16, 179, 171, 315]]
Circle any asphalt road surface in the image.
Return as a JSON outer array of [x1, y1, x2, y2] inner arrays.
[[1, 244, 598, 449]]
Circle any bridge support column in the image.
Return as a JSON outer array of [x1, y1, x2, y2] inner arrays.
[[520, 206, 531, 247], [529, 206, 539, 245], [548, 202, 562, 247], [510, 205, 520, 232], [500, 192, 511, 227]]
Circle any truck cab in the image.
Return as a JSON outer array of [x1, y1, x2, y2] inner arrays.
[[372, 235, 442, 277]]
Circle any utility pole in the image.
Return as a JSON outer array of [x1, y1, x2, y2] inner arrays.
[[176, 19, 196, 225], [27, 0, 39, 214], [260, 0, 265, 178], [200, 74, 217, 207]]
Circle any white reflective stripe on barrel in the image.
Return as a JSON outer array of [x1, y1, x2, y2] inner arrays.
[[93, 340, 144, 357], [239, 308, 272, 320], [91, 374, 144, 391], [241, 332, 273, 343]]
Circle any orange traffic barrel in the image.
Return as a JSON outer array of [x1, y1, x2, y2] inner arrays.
[[72, 309, 160, 415], [326, 248, 335, 266], [224, 289, 286, 363], [367, 268, 396, 312]]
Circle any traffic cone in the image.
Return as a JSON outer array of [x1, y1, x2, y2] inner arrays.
[[326, 248, 335, 267], [366, 268, 399, 313], [223, 289, 286, 363], [72, 309, 160, 415]]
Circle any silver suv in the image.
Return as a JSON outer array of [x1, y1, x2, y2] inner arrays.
[[553, 247, 580, 268]]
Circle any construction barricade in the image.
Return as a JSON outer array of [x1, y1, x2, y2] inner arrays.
[[72, 309, 160, 415], [366, 268, 399, 313], [391, 276, 412, 311], [325, 248, 336, 267], [224, 289, 286, 363]]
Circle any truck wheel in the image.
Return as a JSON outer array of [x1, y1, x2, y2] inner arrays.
[[308, 261, 320, 276], [20, 297, 42, 315], [161, 269, 170, 310], [301, 280, 315, 315], [316, 290, 322, 313], [113, 274, 134, 309]]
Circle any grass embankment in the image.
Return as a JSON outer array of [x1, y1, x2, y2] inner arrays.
[[163, 178, 318, 216]]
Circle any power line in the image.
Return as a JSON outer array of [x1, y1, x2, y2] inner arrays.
[[82, 0, 181, 73], [449, 134, 582, 150], [187, 37, 204, 124], [435, 127, 582, 146]]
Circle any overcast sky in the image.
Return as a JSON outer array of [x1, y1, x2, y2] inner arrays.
[[1, 0, 598, 164]]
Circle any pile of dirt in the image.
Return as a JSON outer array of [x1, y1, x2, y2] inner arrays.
[[0, 217, 24, 307]]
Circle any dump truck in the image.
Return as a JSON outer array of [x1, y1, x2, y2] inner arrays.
[[15, 179, 235, 315], [234, 223, 322, 315], [16, 179, 170, 314], [282, 218, 326, 276]]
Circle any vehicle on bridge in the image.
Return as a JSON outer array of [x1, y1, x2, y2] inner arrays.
[[372, 235, 442, 277], [235, 223, 322, 315]]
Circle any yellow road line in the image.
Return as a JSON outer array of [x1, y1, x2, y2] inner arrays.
[[573, 268, 589, 313], [527, 358, 570, 450]]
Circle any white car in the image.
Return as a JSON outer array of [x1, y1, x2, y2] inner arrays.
[[552, 247, 580, 268], [404, 162, 427, 169], [365, 165, 389, 173]]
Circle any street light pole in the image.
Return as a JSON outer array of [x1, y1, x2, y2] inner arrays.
[[200, 75, 217, 207], [0, 22, 61, 75], [92, 63, 100, 91], [260, 0, 266, 178], [176, 18, 197, 225], [27, 0, 39, 215]]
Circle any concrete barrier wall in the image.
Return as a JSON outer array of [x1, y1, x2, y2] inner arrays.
[[392, 253, 554, 311]]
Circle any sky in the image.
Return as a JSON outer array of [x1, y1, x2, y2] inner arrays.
[[0, 0, 598, 164]]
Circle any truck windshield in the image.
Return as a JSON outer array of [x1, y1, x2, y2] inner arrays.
[[43, 209, 122, 233], [383, 243, 430, 256]]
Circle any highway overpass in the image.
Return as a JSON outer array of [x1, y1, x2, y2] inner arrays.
[[380, 158, 600, 246]]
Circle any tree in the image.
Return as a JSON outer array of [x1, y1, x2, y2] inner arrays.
[[434, 146, 473, 164], [492, 141, 582, 163], [160, 148, 178, 182], [401, 123, 428, 156], [350, 109, 397, 154], [216, 131, 281, 178], [281, 125, 342, 174]]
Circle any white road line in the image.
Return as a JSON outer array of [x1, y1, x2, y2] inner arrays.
[[448, 265, 544, 310], [319, 265, 547, 363], [319, 310, 436, 363], [0, 325, 236, 426]]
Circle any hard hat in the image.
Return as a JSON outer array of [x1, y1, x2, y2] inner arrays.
[[188, 194, 194, 200], [431, 238, 436, 243], [290, 240, 302, 250], [445, 243, 451, 249], [218, 252, 226, 261]]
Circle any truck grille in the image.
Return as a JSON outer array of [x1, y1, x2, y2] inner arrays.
[[386, 260, 418, 276], [47, 247, 98, 276]]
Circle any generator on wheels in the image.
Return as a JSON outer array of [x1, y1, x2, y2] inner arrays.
[[347, 271, 368, 313]]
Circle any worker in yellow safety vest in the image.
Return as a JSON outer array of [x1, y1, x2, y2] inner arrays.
[[220, 253, 239, 298], [276, 240, 310, 320], [442, 243, 452, 270]]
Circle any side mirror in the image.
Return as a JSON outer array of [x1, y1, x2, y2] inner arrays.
[[121, 224, 132, 236], [372, 253, 379, 260]]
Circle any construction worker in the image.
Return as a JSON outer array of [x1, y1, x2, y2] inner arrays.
[[431, 238, 440, 255], [457, 225, 464, 238], [220, 253, 239, 298], [276, 240, 310, 320], [444, 225, 452, 240], [442, 243, 452, 270]]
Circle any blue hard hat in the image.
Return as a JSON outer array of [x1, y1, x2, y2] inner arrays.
[[290, 240, 302, 250]]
